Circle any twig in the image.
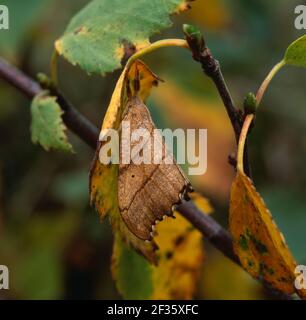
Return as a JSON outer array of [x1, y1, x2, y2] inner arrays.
[[184, 29, 252, 177], [178, 201, 239, 264], [0, 57, 98, 149], [0, 57, 41, 98], [201, 53, 241, 140], [50, 90, 98, 149], [0, 57, 291, 299]]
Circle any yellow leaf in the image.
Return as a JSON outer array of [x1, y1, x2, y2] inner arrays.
[[127, 60, 160, 101], [111, 193, 213, 299], [229, 114, 306, 299], [151, 193, 213, 299], [201, 250, 261, 300], [90, 60, 159, 263], [230, 170, 297, 294]]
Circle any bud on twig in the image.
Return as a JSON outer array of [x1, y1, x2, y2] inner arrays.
[[37, 73, 56, 91], [183, 24, 205, 60], [243, 92, 257, 115]]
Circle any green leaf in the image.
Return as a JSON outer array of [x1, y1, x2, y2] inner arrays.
[[284, 35, 306, 68], [0, 213, 80, 299], [112, 235, 153, 300], [30, 91, 73, 152], [55, 0, 192, 74]]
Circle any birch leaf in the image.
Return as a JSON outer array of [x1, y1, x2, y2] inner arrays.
[[229, 114, 306, 299], [285, 35, 306, 68], [112, 234, 153, 299], [30, 91, 73, 152], [55, 0, 193, 74], [230, 171, 298, 295]]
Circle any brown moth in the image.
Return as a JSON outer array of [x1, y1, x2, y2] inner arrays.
[[118, 96, 192, 241]]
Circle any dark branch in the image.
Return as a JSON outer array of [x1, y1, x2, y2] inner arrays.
[[200, 52, 241, 140], [52, 91, 99, 149], [0, 57, 40, 98], [178, 201, 239, 264], [0, 57, 291, 299], [0, 57, 99, 149], [184, 30, 252, 177]]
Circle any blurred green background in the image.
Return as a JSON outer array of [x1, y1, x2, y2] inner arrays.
[[0, 0, 305, 299]]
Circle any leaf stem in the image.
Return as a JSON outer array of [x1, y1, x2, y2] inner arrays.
[[126, 39, 189, 69], [237, 114, 254, 173], [50, 50, 59, 87], [256, 60, 286, 106]]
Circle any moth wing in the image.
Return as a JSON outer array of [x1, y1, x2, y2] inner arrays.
[[118, 97, 191, 240]]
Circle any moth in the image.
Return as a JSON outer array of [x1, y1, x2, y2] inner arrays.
[[118, 96, 192, 241]]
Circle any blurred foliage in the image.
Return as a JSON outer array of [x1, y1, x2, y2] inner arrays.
[[0, 0, 305, 299], [0, 0, 51, 59], [200, 247, 261, 300]]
